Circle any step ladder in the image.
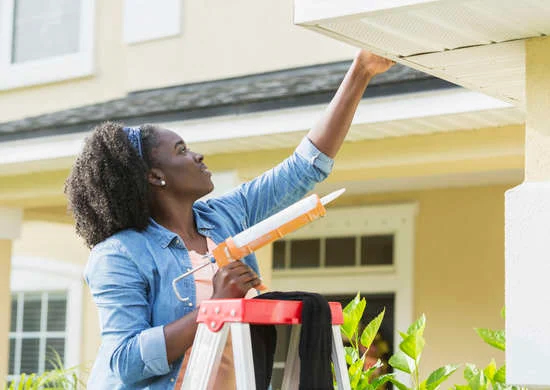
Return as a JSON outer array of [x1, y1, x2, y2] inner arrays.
[[180, 298, 351, 390]]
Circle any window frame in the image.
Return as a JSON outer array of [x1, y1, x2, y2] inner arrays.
[[9, 256, 83, 380], [271, 202, 417, 384], [9, 291, 69, 380], [0, 0, 96, 90]]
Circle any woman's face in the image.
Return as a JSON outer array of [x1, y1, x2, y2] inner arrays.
[[149, 128, 214, 199]]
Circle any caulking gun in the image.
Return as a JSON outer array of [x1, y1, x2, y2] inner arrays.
[[172, 188, 345, 302]]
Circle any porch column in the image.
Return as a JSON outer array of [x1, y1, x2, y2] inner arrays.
[[505, 36, 550, 386], [0, 208, 23, 384]]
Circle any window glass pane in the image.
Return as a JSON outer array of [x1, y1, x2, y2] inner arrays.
[[12, 0, 81, 63], [45, 338, 65, 370], [361, 235, 394, 266], [272, 241, 285, 270], [290, 239, 319, 268], [10, 296, 17, 332], [22, 294, 42, 332], [20, 338, 40, 374], [47, 294, 67, 331], [325, 237, 356, 267], [8, 339, 15, 375]]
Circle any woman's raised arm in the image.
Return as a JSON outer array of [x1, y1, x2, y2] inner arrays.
[[307, 50, 394, 158]]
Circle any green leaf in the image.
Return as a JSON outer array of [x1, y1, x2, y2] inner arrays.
[[494, 365, 506, 383], [483, 359, 497, 382], [360, 308, 385, 350], [357, 375, 371, 390], [370, 374, 396, 390], [16, 374, 25, 390], [389, 350, 414, 374], [425, 364, 459, 390], [400, 332, 426, 362], [455, 386, 471, 390], [501, 307, 506, 320], [464, 364, 479, 381], [407, 314, 426, 336], [464, 364, 488, 390], [342, 293, 366, 341], [475, 328, 505, 351], [345, 346, 359, 365], [399, 331, 409, 340], [349, 358, 365, 388], [387, 377, 411, 390]]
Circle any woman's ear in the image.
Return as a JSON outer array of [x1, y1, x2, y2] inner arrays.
[[147, 168, 167, 188]]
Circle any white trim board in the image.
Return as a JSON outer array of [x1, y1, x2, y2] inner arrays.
[[0, 88, 521, 176]]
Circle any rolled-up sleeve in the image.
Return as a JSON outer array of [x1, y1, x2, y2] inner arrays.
[[236, 136, 334, 226], [139, 326, 169, 375], [295, 136, 334, 178], [85, 243, 170, 385]]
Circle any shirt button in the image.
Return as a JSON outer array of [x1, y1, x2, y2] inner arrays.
[[188, 302, 193, 307], [170, 378, 175, 382]]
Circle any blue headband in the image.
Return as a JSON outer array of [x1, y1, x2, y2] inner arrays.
[[122, 126, 143, 157]]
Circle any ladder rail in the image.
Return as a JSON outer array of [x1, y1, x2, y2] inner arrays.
[[332, 325, 352, 390], [280, 325, 301, 390], [231, 323, 257, 390], [181, 323, 229, 390]]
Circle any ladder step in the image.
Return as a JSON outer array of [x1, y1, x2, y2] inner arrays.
[[197, 299, 343, 331]]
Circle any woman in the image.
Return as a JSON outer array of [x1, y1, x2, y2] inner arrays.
[[65, 50, 394, 389]]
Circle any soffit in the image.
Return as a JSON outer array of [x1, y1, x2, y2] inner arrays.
[[295, 0, 550, 107]]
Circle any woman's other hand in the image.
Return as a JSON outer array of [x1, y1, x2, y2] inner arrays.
[[356, 49, 395, 78], [211, 261, 261, 299]]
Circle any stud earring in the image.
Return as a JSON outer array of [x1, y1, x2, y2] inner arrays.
[[160, 180, 166, 187]]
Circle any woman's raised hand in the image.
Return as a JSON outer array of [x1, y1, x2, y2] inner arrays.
[[211, 261, 261, 299], [356, 49, 396, 78]]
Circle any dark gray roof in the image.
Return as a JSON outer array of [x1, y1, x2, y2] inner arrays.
[[0, 62, 455, 141]]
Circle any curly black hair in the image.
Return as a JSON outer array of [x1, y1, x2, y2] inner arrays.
[[65, 121, 160, 247]]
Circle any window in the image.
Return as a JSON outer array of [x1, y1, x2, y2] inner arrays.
[[270, 203, 417, 386], [8, 292, 68, 381], [272, 234, 394, 269], [0, 0, 95, 90], [123, 0, 182, 44], [8, 256, 83, 382]]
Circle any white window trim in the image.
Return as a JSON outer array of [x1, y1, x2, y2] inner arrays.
[[271, 202, 417, 384], [9, 256, 84, 375], [0, 0, 95, 90]]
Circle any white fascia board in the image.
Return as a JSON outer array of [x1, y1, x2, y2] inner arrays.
[[0, 88, 511, 174], [166, 88, 511, 143], [294, 0, 441, 25]]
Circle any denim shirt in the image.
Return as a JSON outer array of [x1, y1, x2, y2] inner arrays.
[[84, 137, 333, 389]]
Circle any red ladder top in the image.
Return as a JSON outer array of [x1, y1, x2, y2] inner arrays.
[[197, 298, 344, 332]]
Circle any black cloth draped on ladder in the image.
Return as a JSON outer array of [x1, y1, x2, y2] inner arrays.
[[250, 291, 333, 390]]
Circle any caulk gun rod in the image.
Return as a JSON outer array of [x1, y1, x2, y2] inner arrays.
[[180, 254, 213, 278]]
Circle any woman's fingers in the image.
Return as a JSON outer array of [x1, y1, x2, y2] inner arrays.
[[211, 261, 260, 298]]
